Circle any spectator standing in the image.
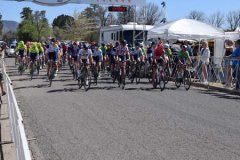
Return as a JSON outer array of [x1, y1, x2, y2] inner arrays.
[[200, 41, 210, 85], [230, 39, 240, 90], [224, 40, 234, 88]]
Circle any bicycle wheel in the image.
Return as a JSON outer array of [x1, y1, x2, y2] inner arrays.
[[129, 71, 135, 83], [159, 71, 166, 91], [164, 67, 170, 84], [152, 72, 158, 89], [121, 77, 125, 90], [30, 68, 34, 80], [113, 71, 118, 83], [136, 65, 141, 84], [183, 70, 191, 90], [78, 78, 83, 89], [37, 64, 40, 75], [93, 69, 98, 86], [175, 72, 181, 88], [84, 71, 91, 91]]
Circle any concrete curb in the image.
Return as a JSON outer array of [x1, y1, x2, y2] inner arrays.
[[191, 82, 240, 96]]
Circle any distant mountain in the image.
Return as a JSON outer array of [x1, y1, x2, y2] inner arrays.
[[3, 20, 19, 33]]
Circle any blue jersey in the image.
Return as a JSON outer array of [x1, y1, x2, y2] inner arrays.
[[231, 48, 240, 66]]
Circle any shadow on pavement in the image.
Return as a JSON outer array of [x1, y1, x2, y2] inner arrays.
[[198, 90, 240, 100], [13, 84, 49, 90], [47, 87, 80, 93]]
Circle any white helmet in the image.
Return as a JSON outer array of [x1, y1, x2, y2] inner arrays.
[[164, 43, 170, 49]]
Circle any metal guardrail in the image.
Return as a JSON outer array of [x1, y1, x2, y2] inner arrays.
[[181, 56, 240, 91], [1, 58, 32, 160]]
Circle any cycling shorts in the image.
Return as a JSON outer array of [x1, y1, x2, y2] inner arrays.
[[30, 53, 38, 61], [18, 49, 25, 58], [118, 55, 126, 62], [93, 56, 100, 63], [48, 52, 57, 62]]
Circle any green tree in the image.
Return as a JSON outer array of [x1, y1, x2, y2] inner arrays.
[[20, 7, 33, 22], [71, 9, 98, 42], [17, 8, 51, 42], [33, 10, 50, 41], [52, 14, 74, 29], [17, 20, 37, 41], [52, 14, 74, 40]]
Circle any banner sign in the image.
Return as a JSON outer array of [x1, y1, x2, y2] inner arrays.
[[11, 0, 146, 6]]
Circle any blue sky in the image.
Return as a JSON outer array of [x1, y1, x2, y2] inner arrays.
[[0, 0, 239, 25]]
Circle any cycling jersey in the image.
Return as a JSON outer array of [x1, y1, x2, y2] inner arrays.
[[147, 47, 154, 58], [165, 48, 172, 57], [92, 49, 102, 57], [79, 49, 92, 60], [29, 46, 39, 55], [101, 46, 107, 56], [178, 50, 190, 64], [47, 42, 56, 53], [17, 41, 27, 50], [131, 48, 142, 61], [178, 50, 190, 60], [154, 43, 165, 60]]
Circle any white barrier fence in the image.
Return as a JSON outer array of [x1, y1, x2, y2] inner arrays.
[[1, 59, 32, 160]]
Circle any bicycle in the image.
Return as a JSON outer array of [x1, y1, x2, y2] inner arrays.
[[48, 60, 57, 87], [30, 59, 40, 80], [112, 59, 125, 89], [91, 64, 98, 86], [153, 63, 166, 91], [18, 58, 25, 75], [78, 62, 91, 91], [174, 64, 191, 90], [129, 60, 142, 84]]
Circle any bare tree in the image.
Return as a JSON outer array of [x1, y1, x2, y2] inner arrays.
[[138, 2, 161, 25], [105, 13, 117, 26], [188, 10, 205, 21], [226, 10, 240, 31], [94, 5, 108, 27], [207, 11, 225, 28]]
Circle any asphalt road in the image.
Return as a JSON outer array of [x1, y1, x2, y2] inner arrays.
[[5, 57, 240, 160]]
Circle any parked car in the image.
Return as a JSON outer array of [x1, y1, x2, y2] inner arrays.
[[5, 44, 16, 57]]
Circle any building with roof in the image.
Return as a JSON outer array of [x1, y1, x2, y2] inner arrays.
[[100, 22, 153, 46]]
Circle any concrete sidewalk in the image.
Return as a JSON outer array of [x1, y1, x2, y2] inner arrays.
[[0, 95, 15, 160], [192, 81, 240, 96]]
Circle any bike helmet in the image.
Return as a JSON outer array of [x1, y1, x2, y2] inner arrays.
[[164, 43, 170, 49]]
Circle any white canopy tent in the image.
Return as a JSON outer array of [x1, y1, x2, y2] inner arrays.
[[148, 19, 225, 40]]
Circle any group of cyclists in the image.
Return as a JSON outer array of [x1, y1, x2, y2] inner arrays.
[[14, 37, 193, 90]]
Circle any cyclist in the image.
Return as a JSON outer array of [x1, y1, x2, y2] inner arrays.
[[152, 38, 165, 86], [79, 44, 93, 85], [29, 42, 39, 71], [176, 45, 192, 79], [131, 42, 144, 62], [16, 41, 27, 65], [164, 43, 173, 73], [107, 43, 116, 76], [70, 42, 80, 72], [37, 42, 44, 70], [101, 43, 108, 70], [61, 42, 68, 65], [92, 44, 103, 77], [46, 38, 59, 77], [117, 40, 129, 80]]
